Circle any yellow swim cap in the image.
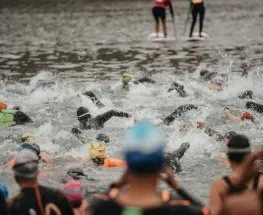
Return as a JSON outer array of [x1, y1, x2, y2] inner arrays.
[[21, 133, 35, 143], [89, 141, 106, 159], [122, 72, 132, 84]]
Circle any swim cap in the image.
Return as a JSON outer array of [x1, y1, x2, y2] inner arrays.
[[241, 111, 254, 122], [63, 180, 84, 203], [0, 182, 8, 200], [13, 149, 39, 178], [124, 121, 166, 174], [21, 133, 35, 143], [96, 134, 110, 144], [19, 143, 40, 156], [122, 72, 132, 84], [77, 107, 91, 121], [200, 69, 209, 76], [223, 131, 237, 143], [89, 141, 106, 159], [0, 101, 7, 110]]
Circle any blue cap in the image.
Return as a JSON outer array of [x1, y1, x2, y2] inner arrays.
[[19, 143, 40, 157], [124, 121, 166, 174], [0, 182, 8, 200]]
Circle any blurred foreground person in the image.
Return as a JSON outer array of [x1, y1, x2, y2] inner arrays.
[[0, 182, 8, 215], [209, 135, 263, 215], [7, 149, 74, 215], [64, 180, 89, 215], [89, 121, 208, 215], [220, 148, 263, 215]]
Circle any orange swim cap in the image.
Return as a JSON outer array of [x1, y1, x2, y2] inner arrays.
[[0, 101, 7, 110], [241, 111, 254, 122]]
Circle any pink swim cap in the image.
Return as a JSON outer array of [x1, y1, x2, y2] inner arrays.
[[63, 180, 84, 203]]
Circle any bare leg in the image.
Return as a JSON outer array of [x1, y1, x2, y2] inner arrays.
[[155, 19, 160, 37]]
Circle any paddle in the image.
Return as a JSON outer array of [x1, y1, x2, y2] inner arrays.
[[172, 17, 176, 38], [183, 0, 192, 36]]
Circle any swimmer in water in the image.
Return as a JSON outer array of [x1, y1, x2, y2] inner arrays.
[[167, 82, 187, 97], [89, 141, 126, 168], [121, 72, 156, 91], [180, 121, 237, 143], [163, 104, 206, 125], [76, 107, 133, 130], [8, 133, 51, 168], [0, 101, 32, 127], [224, 107, 255, 123], [152, 0, 174, 38]]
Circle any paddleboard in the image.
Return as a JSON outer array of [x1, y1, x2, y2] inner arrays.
[[148, 32, 176, 41], [183, 32, 210, 41]]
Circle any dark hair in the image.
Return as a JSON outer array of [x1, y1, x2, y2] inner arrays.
[[72, 201, 82, 209], [227, 134, 250, 163]]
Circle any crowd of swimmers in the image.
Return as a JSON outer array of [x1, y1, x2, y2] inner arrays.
[[1, 64, 263, 215], [1, 121, 263, 215]]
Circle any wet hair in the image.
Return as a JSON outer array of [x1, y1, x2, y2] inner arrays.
[[227, 134, 251, 164], [96, 134, 110, 144]]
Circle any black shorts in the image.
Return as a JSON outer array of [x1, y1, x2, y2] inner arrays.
[[152, 7, 166, 21]]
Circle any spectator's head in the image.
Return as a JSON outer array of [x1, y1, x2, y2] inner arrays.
[[63, 180, 85, 208], [124, 121, 166, 177], [227, 134, 251, 165], [12, 149, 39, 185]]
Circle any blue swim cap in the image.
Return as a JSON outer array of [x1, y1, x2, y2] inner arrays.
[[19, 143, 40, 157], [124, 121, 166, 174], [0, 182, 8, 200]]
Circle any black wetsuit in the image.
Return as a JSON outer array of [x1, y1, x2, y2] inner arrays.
[[246, 101, 263, 114], [14, 111, 32, 125], [80, 110, 129, 130], [7, 185, 74, 215], [189, 0, 205, 37], [200, 71, 218, 81], [165, 142, 190, 172], [168, 82, 187, 98], [123, 77, 156, 91], [83, 91, 104, 108], [163, 104, 197, 125], [239, 91, 253, 99]]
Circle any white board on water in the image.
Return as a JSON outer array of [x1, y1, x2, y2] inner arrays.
[[148, 32, 176, 41], [183, 32, 210, 41]]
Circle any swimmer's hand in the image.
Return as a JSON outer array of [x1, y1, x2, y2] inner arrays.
[[224, 107, 231, 113], [193, 104, 207, 108], [72, 128, 82, 135], [160, 167, 180, 190], [196, 121, 208, 129]]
